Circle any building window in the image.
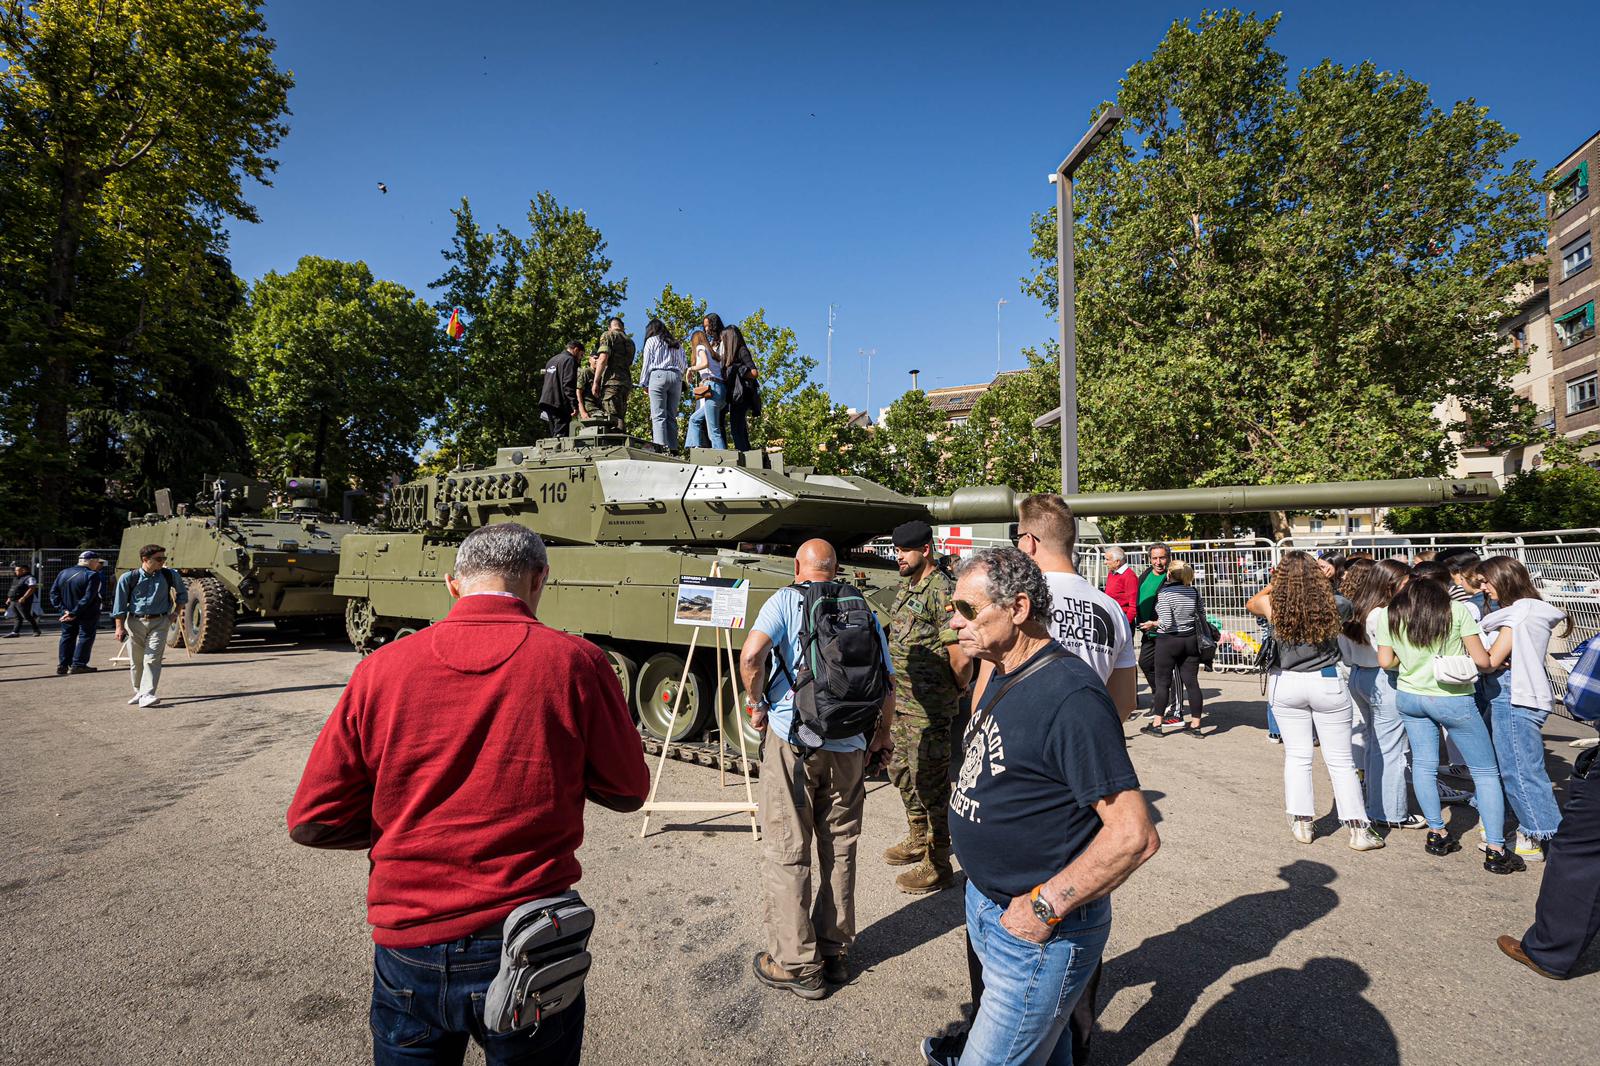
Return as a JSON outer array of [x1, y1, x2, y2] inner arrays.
[[1562, 232, 1593, 280], [1569, 372, 1598, 415], [1553, 162, 1590, 215], [1555, 302, 1596, 348], [1308, 518, 1324, 533], [1346, 516, 1364, 533], [1512, 325, 1527, 351]]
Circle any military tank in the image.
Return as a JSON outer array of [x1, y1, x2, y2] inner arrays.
[[334, 424, 1498, 754], [116, 474, 368, 651]]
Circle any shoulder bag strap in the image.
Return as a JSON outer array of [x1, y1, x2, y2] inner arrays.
[[966, 647, 1069, 742]]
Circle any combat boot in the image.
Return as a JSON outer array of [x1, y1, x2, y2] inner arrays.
[[883, 825, 928, 866], [895, 848, 955, 894]]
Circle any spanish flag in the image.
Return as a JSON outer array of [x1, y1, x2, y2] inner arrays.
[[445, 306, 466, 341]]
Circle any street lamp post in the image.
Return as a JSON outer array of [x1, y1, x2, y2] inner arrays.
[[995, 297, 1007, 374], [1051, 105, 1122, 495]]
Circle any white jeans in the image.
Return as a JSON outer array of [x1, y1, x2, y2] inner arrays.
[[127, 615, 170, 698], [1269, 668, 1367, 823]]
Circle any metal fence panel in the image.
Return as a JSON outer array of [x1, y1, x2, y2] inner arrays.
[[2, 548, 119, 612]]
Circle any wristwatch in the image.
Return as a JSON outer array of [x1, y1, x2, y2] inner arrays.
[[1029, 885, 1063, 927], [746, 697, 770, 716]]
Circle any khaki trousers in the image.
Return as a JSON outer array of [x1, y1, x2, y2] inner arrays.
[[760, 737, 866, 978], [127, 614, 170, 698]]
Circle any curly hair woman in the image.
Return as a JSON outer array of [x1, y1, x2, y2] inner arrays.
[[1248, 551, 1381, 851]]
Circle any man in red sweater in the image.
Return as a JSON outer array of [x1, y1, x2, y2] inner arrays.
[[1103, 546, 1138, 630], [288, 522, 649, 1066]]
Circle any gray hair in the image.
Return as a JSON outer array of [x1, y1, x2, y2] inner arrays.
[[954, 547, 1051, 628], [453, 523, 548, 583], [1105, 546, 1126, 563]]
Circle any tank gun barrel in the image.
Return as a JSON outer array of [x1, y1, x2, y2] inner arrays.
[[920, 477, 1499, 524]]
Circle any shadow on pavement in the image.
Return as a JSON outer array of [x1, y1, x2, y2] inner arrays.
[[1095, 860, 1341, 1064], [1167, 957, 1397, 1065], [852, 874, 967, 972], [162, 682, 346, 705]]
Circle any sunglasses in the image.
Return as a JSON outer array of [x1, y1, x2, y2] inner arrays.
[[951, 598, 1004, 621], [1008, 529, 1038, 549]]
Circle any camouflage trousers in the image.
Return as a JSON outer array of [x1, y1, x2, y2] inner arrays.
[[889, 715, 952, 849], [598, 373, 631, 429]]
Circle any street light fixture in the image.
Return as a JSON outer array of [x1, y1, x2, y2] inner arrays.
[[1043, 105, 1122, 495]]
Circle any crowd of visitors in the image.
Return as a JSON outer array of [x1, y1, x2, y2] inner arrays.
[[539, 312, 761, 453]]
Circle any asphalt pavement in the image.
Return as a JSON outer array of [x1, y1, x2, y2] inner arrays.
[[0, 622, 1593, 1065]]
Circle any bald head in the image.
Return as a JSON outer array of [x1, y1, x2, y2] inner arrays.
[[794, 539, 838, 582]]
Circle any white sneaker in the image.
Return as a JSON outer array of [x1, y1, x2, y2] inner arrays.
[[1437, 783, 1474, 806], [127, 694, 141, 705], [1289, 816, 1314, 844], [1349, 825, 1385, 852], [1514, 832, 1546, 862], [137, 694, 160, 708]]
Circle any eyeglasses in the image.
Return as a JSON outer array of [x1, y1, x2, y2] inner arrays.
[[1009, 530, 1039, 549], [951, 598, 1005, 621]]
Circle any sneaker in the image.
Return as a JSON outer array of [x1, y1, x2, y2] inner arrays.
[[1437, 783, 1474, 806], [1513, 833, 1546, 862], [127, 694, 141, 705], [1484, 847, 1526, 875], [821, 954, 849, 985], [1, 633, 18, 639], [67, 664, 98, 673], [137, 694, 161, 708], [56, 664, 69, 675], [1266, 732, 1282, 744], [752, 952, 826, 1000], [1348, 825, 1385, 852], [1379, 814, 1429, 830], [1289, 816, 1314, 844], [1424, 831, 1459, 856], [1161, 716, 1184, 729], [922, 1034, 966, 1066], [1439, 762, 1472, 781]]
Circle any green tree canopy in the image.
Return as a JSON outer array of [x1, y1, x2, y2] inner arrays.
[[234, 257, 442, 491], [0, 0, 291, 541], [431, 194, 626, 465], [1022, 10, 1543, 539]]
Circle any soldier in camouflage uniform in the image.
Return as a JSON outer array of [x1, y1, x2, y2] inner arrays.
[[885, 519, 969, 894], [592, 317, 635, 430]]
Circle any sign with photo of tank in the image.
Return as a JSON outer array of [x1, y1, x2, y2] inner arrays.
[[673, 575, 749, 629]]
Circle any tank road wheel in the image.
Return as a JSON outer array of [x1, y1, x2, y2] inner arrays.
[[344, 598, 384, 656], [182, 577, 237, 653], [634, 652, 712, 742], [596, 645, 639, 719], [714, 671, 763, 757]]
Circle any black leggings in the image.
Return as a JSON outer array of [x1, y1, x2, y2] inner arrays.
[[1152, 633, 1202, 720]]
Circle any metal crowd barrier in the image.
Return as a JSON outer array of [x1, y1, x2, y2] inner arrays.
[[0, 547, 119, 615]]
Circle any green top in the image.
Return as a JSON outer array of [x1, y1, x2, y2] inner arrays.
[[1372, 603, 1482, 697], [597, 329, 635, 381], [888, 568, 960, 720], [1135, 568, 1166, 624]]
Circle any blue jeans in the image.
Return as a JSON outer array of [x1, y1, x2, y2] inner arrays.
[[1267, 705, 1279, 735], [1396, 689, 1508, 846], [58, 613, 99, 668], [645, 371, 682, 452], [1349, 666, 1411, 823], [960, 880, 1110, 1066], [685, 380, 727, 449], [1483, 672, 1563, 841], [371, 936, 585, 1065]]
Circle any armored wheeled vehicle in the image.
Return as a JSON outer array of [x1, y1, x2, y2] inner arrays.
[[116, 475, 367, 652], [334, 425, 1498, 753]]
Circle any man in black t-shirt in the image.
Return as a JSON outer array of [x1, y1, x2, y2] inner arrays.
[[933, 547, 1159, 1066]]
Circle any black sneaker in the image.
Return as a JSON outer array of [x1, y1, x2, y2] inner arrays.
[[56, 664, 69, 675], [822, 954, 849, 985], [1484, 847, 1527, 875], [752, 952, 826, 1000], [68, 664, 98, 674], [1425, 831, 1460, 856], [922, 1033, 966, 1066]]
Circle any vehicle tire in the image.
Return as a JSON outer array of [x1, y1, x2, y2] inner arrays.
[[596, 644, 639, 720], [635, 651, 712, 742], [714, 672, 762, 757], [183, 576, 236, 653]]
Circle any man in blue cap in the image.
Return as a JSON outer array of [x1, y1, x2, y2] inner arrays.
[[52, 550, 107, 675]]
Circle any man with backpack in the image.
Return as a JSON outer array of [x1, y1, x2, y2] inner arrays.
[[111, 544, 188, 707], [738, 538, 896, 999]]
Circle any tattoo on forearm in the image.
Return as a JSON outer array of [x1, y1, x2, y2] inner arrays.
[[1062, 886, 1077, 900]]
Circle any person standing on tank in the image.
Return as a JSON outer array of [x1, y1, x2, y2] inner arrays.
[[704, 313, 758, 450], [739, 539, 896, 999], [51, 550, 106, 675], [591, 316, 635, 430], [539, 340, 582, 439], [638, 319, 686, 452], [885, 519, 970, 895], [5, 562, 41, 638], [111, 544, 187, 708], [684, 326, 728, 449]]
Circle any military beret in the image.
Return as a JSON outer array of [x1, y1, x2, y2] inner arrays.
[[891, 519, 934, 549]]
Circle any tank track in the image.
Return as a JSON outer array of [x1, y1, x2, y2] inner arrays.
[[638, 730, 761, 778]]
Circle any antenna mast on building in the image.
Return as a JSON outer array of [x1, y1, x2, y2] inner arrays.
[[827, 303, 837, 395], [996, 297, 1008, 374], [860, 347, 877, 419]]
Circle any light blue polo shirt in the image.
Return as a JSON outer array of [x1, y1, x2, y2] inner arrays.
[[752, 584, 893, 753]]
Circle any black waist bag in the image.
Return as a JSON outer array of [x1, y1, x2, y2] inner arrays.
[[484, 892, 594, 1034]]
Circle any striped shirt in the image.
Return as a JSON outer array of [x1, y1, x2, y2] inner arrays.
[[1155, 583, 1202, 635]]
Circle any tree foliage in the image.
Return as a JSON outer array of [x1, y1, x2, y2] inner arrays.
[[233, 257, 443, 491], [1021, 10, 1543, 539], [431, 193, 626, 467], [0, 0, 291, 541]]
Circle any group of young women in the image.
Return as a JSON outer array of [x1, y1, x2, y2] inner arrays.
[[1250, 550, 1571, 872], [635, 313, 760, 454]]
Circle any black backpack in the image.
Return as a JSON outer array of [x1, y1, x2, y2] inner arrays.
[[770, 581, 889, 753]]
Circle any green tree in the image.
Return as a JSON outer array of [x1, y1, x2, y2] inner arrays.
[[1022, 10, 1543, 539], [0, 0, 292, 541], [432, 194, 626, 464], [873, 389, 951, 496], [942, 352, 1063, 499], [234, 257, 443, 491], [763, 385, 877, 475], [1389, 465, 1600, 535], [739, 308, 816, 449]]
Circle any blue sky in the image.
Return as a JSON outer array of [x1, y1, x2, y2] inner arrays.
[[228, 1, 1593, 416]]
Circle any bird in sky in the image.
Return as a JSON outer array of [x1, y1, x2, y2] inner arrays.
[[377, 182, 388, 194]]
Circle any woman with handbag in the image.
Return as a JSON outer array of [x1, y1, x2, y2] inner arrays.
[[1249, 551, 1382, 852], [683, 327, 728, 449], [1375, 572, 1522, 873], [1140, 560, 1206, 737], [722, 322, 761, 451], [1478, 556, 1573, 862]]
